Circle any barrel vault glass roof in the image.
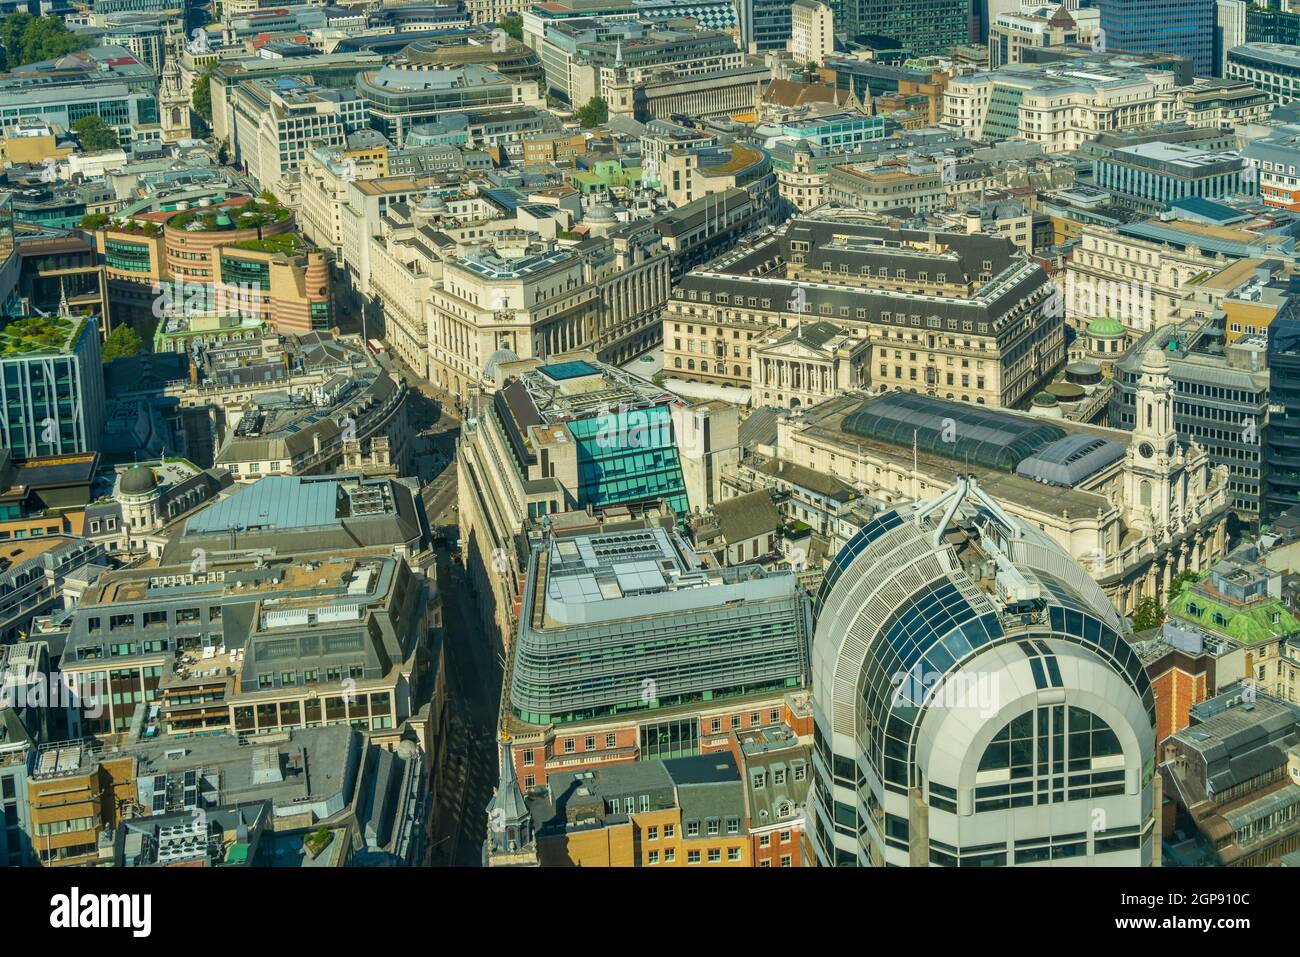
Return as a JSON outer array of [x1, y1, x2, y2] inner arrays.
[[841, 392, 1067, 472], [1015, 434, 1126, 487]]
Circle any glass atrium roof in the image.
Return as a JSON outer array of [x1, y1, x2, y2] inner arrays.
[[841, 393, 1067, 473]]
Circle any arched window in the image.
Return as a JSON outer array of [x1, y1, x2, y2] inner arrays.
[[973, 706, 1124, 813]]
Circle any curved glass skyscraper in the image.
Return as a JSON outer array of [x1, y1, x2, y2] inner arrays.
[[810, 477, 1157, 866]]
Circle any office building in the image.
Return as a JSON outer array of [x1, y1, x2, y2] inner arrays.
[[356, 65, 544, 148], [229, 78, 368, 202], [790, 0, 834, 66], [90, 199, 333, 336], [738, 0, 792, 53], [1265, 290, 1300, 522], [509, 519, 810, 727], [834, 0, 970, 56], [1162, 690, 1300, 866], [1098, 0, 1215, 77], [1217, 0, 1248, 77], [1227, 41, 1300, 103], [213, 367, 411, 481], [1092, 142, 1254, 211], [55, 549, 438, 753], [1241, 124, 1300, 211], [664, 213, 1064, 409], [989, 3, 1100, 69], [457, 355, 735, 651], [425, 230, 669, 397], [0, 305, 105, 460], [943, 60, 1182, 153], [810, 476, 1159, 866]]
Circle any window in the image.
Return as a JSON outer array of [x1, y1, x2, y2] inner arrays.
[[779, 830, 791, 844], [584, 735, 595, 751], [727, 847, 742, 861], [707, 819, 720, 836], [648, 850, 660, 864], [780, 855, 792, 867], [563, 738, 575, 753], [759, 834, 771, 847], [665, 848, 676, 862], [605, 733, 617, 748], [522, 748, 534, 766], [664, 824, 675, 839], [707, 848, 721, 863], [686, 820, 700, 837], [647, 826, 658, 841], [687, 850, 701, 864]]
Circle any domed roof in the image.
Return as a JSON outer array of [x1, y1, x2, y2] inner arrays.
[[119, 465, 157, 495], [417, 193, 445, 211], [1141, 342, 1171, 375], [586, 204, 617, 224], [1086, 315, 1125, 337], [484, 348, 520, 379]]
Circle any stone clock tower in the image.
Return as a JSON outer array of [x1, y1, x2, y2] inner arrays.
[[160, 25, 192, 144], [1123, 345, 1191, 537]]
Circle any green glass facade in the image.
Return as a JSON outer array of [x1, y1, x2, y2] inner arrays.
[[220, 257, 270, 289], [568, 405, 690, 515], [104, 239, 152, 273]]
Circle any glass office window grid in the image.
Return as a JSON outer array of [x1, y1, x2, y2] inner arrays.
[[104, 239, 153, 273], [815, 509, 903, 610], [850, 0, 970, 56], [568, 405, 690, 516], [511, 599, 808, 725], [220, 257, 271, 289], [970, 705, 1124, 812], [1098, 0, 1214, 77], [859, 580, 1003, 790], [844, 570, 1153, 802]]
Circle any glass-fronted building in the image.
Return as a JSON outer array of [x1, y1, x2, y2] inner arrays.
[[1264, 288, 1300, 523], [511, 522, 811, 726], [738, 0, 793, 53], [0, 309, 104, 460], [1099, 0, 1215, 78], [810, 477, 1157, 866], [356, 65, 532, 146], [830, 0, 969, 56]]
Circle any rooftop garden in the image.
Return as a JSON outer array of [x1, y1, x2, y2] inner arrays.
[[101, 217, 161, 236], [230, 232, 306, 255], [0, 314, 79, 355], [168, 197, 291, 233]]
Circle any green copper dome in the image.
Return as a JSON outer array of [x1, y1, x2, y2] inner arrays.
[[1086, 315, 1125, 337]]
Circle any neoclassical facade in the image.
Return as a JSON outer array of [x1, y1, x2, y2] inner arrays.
[[764, 357, 1228, 615], [751, 321, 869, 409]]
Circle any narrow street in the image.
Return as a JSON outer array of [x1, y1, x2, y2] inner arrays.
[[428, 547, 502, 866], [381, 352, 503, 866]]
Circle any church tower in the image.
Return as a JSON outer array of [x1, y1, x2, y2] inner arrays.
[[160, 25, 192, 144], [1123, 344, 1189, 537], [484, 739, 538, 867]]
